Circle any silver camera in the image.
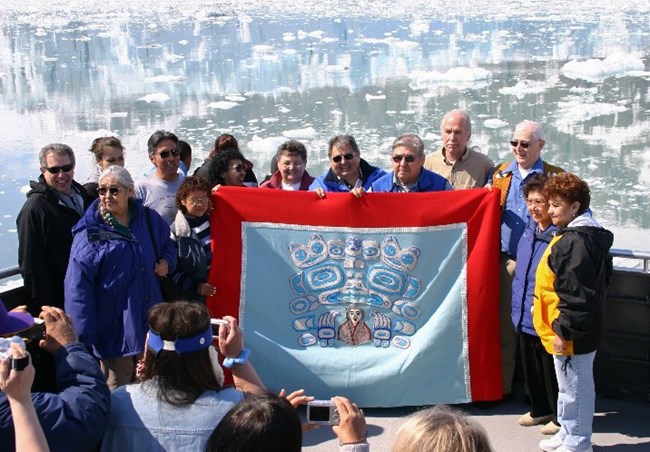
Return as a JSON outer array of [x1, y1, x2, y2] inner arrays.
[[306, 400, 340, 425]]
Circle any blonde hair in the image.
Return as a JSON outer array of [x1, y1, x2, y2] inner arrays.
[[393, 405, 493, 452]]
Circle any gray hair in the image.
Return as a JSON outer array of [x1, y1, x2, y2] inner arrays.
[[39, 143, 76, 167], [392, 134, 425, 157], [328, 134, 360, 157], [515, 120, 545, 141], [98, 165, 135, 191], [442, 109, 472, 135]]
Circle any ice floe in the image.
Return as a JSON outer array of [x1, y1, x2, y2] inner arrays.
[[282, 127, 317, 138], [483, 119, 509, 129], [409, 67, 492, 90], [208, 101, 239, 109], [561, 53, 645, 82], [499, 79, 557, 99], [556, 100, 627, 124], [139, 93, 170, 103]]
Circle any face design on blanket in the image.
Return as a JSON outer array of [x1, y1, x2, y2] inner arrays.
[[288, 234, 421, 350]]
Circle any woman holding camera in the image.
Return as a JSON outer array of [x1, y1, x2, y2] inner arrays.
[[101, 302, 264, 451]]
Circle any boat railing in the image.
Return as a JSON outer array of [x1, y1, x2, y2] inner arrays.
[[1, 247, 648, 285]]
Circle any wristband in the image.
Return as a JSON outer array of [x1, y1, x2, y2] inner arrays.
[[222, 348, 250, 368], [11, 356, 30, 371]]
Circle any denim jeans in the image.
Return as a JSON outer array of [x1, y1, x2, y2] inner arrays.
[[554, 351, 596, 452]]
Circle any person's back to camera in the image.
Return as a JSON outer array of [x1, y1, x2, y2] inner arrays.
[[393, 405, 494, 452]]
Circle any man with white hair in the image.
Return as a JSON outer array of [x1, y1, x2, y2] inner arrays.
[[491, 120, 564, 401], [424, 109, 494, 189]]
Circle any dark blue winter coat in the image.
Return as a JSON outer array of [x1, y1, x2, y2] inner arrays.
[[309, 158, 386, 192], [64, 198, 177, 359], [370, 168, 452, 192], [511, 218, 557, 335], [0, 342, 111, 452]]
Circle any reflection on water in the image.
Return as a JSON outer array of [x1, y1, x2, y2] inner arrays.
[[0, 1, 649, 270]]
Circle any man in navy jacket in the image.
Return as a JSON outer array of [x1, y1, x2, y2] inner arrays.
[[0, 303, 110, 452]]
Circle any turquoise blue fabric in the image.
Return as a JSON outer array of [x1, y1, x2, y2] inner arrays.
[[239, 223, 471, 407]]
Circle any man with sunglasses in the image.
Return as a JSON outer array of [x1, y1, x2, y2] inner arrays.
[[309, 134, 385, 195], [134, 130, 185, 225], [17, 144, 91, 317], [424, 109, 494, 189], [489, 120, 564, 401], [370, 134, 452, 192]]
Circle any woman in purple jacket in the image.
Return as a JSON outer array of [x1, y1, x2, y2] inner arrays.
[[511, 173, 559, 435], [64, 165, 177, 390]]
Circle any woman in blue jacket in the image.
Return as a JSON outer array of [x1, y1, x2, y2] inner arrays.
[[65, 165, 177, 389], [511, 174, 559, 435]]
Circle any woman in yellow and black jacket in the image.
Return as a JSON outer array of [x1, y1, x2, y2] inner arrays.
[[533, 173, 613, 452]]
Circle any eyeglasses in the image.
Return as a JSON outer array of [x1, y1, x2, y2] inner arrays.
[[187, 196, 208, 206], [97, 186, 122, 196], [392, 154, 416, 163], [281, 162, 304, 169], [157, 148, 180, 159], [232, 164, 245, 172], [526, 198, 547, 207], [44, 164, 74, 174], [331, 153, 355, 163], [510, 140, 531, 148]]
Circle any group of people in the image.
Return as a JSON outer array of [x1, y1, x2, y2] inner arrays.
[[2, 107, 613, 452]]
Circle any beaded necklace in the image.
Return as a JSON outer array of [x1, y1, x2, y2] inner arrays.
[[99, 203, 132, 236]]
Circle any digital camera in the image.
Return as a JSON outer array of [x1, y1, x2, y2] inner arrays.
[[17, 318, 46, 343], [307, 400, 340, 425]]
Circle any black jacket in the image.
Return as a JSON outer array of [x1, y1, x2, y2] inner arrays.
[[16, 175, 91, 315], [546, 223, 614, 354]]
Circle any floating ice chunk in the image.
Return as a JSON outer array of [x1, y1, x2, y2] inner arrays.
[[307, 30, 325, 39], [278, 106, 290, 113], [331, 110, 343, 116], [178, 40, 188, 45], [144, 75, 185, 83], [20, 185, 30, 194], [283, 127, 317, 138], [139, 93, 170, 103], [248, 135, 285, 154], [483, 118, 508, 129], [165, 53, 184, 63], [557, 100, 626, 123], [561, 53, 645, 82], [410, 67, 492, 90], [607, 200, 620, 206], [626, 71, 650, 79], [499, 79, 555, 99], [43, 56, 58, 62], [365, 94, 386, 101], [262, 117, 278, 123], [207, 101, 239, 110], [225, 94, 246, 102], [283, 32, 296, 42]]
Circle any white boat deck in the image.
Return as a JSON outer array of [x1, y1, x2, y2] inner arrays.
[[301, 388, 650, 451]]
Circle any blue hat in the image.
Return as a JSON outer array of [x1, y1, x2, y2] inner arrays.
[[0, 299, 34, 336]]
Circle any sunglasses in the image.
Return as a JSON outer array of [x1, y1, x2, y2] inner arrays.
[[44, 164, 74, 174], [157, 148, 180, 159], [510, 140, 531, 148], [232, 164, 245, 172], [392, 154, 416, 163], [331, 153, 355, 163], [97, 186, 122, 196]]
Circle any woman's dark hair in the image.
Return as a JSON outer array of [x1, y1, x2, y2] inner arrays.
[[522, 173, 548, 198], [140, 302, 222, 406], [276, 140, 307, 161], [90, 136, 124, 162], [205, 391, 302, 452], [176, 176, 211, 214], [543, 172, 591, 216], [209, 133, 239, 160], [209, 148, 246, 186]]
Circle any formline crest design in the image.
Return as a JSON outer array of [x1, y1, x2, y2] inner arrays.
[[288, 234, 422, 349]]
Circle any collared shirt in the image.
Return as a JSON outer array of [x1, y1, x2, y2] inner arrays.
[[500, 158, 545, 256], [390, 173, 418, 192], [424, 146, 494, 189]]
